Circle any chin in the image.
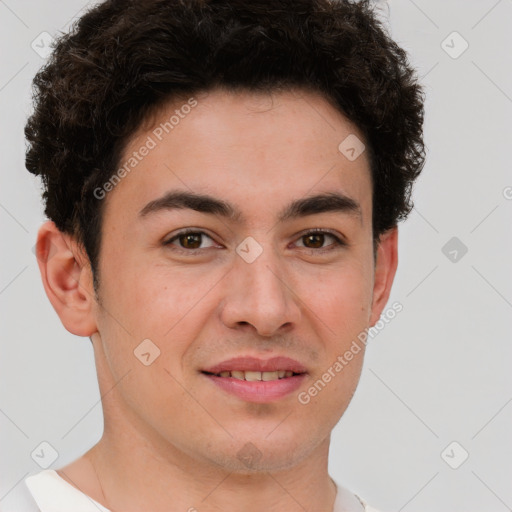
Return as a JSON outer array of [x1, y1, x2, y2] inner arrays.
[[200, 431, 325, 474]]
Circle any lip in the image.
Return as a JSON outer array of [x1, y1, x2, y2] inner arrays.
[[203, 373, 307, 403], [201, 356, 308, 403], [202, 356, 308, 374]]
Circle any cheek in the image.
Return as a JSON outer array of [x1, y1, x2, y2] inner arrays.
[[297, 350, 365, 437], [101, 254, 205, 333], [302, 260, 374, 333], [96, 247, 227, 376]]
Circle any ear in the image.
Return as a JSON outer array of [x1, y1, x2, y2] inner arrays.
[[35, 220, 98, 337], [369, 227, 398, 326]]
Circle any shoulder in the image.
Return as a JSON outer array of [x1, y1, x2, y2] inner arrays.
[[332, 479, 384, 512], [332, 480, 379, 512], [356, 494, 385, 512], [23, 469, 111, 512], [362, 503, 384, 512]]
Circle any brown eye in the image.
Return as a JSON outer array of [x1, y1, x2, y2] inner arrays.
[[164, 230, 218, 251], [179, 233, 202, 249], [302, 233, 325, 248], [295, 230, 345, 251]]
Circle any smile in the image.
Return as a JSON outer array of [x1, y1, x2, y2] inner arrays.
[[201, 356, 308, 402], [206, 370, 298, 381]]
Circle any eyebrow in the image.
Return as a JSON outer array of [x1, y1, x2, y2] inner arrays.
[[138, 190, 361, 223]]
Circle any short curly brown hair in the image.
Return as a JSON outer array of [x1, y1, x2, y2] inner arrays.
[[25, 0, 426, 291]]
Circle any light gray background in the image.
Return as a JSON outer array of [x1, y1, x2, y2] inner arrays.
[[1, 1, 511, 511]]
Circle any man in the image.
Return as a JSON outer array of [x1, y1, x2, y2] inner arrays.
[[22, 0, 425, 510]]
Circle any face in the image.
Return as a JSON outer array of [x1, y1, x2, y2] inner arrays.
[[86, 88, 395, 472]]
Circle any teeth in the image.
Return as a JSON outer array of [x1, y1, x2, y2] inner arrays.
[[244, 371, 261, 381], [215, 370, 297, 381]]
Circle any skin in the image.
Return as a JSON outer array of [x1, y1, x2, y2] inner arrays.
[[36, 87, 398, 512]]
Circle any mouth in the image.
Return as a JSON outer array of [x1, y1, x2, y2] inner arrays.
[[202, 369, 302, 381], [201, 356, 308, 402]]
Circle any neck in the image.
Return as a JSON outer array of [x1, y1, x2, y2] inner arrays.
[[85, 418, 337, 512]]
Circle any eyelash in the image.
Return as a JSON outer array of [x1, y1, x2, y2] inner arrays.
[[294, 228, 347, 252], [163, 228, 346, 255]]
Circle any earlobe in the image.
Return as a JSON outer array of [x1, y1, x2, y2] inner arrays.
[[369, 227, 399, 327], [35, 220, 98, 337]]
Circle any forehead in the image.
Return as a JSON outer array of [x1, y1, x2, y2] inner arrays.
[[103, 87, 372, 225]]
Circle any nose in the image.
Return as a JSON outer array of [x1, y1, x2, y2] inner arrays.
[[219, 244, 301, 337]]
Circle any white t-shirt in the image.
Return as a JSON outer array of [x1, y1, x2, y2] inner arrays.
[[22, 469, 382, 512]]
